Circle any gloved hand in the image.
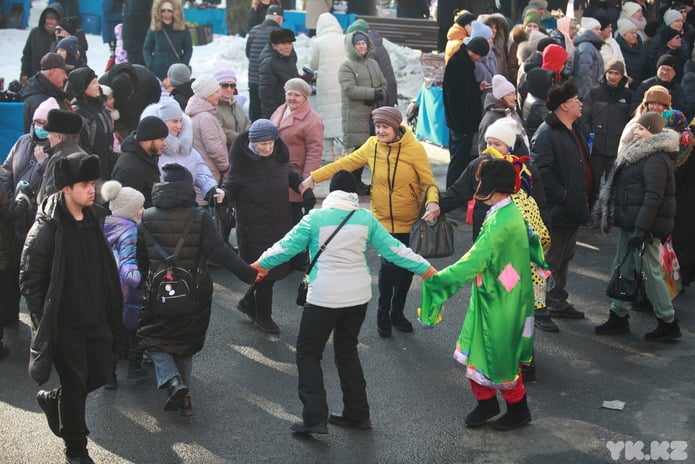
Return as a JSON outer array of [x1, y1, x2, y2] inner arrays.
[[627, 229, 648, 249], [302, 189, 316, 214], [374, 88, 385, 101], [15, 180, 34, 209]]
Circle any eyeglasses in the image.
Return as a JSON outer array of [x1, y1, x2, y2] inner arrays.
[[161, 8, 173, 13], [220, 83, 236, 89]]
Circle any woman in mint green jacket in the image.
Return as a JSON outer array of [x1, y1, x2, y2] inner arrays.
[[252, 171, 435, 435]]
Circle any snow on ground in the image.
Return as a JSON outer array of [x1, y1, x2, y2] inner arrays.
[[0, 0, 425, 110]]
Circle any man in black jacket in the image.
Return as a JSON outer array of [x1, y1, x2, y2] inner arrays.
[[22, 52, 73, 133], [20, 2, 64, 85], [443, 36, 489, 188], [531, 80, 592, 321], [112, 116, 169, 208], [580, 59, 633, 195], [20, 153, 124, 464], [259, 28, 299, 119], [246, 5, 284, 121]]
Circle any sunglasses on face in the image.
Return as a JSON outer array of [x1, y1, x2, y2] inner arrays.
[[220, 83, 236, 89]]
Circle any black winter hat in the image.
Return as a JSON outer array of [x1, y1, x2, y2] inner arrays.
[[54, 153, 101, 190], [43, 109, 83, 134], [657, 53, 679, 71], [660, 26, 681, 43], [455, 10, 475, 27], [161, 163, 193, 185], [135, 116, 169, 142], [594, 12, 611, 30], [270, 28, 295, 44], [67, 67, 97, 96], [474, 158, 517, 201], [545, 79, 578, 111], [329, 170, 358, 194], [466, 37, 490, 57], [537, 37, 557, 52], [57, 16, 79, 34]]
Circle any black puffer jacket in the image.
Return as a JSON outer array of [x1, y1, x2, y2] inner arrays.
[[0, 178, 29, 272], [21, 73, 70, 133], [222, 132, 302, 281], [594, 130, 678, 240], [531, 112, 591, 227], [73, 96, 115, 180], [258, 45, 299, 118], [111, 134, 161, 208], [20, 3, 64, 78], [616, 33, 649, 91], [580, 77, 633, 158], [136, 181, 256, 357], [246, 19, 282, 86]]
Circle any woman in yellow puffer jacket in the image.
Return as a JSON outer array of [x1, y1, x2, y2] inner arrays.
[[301, 106, 440, 338]]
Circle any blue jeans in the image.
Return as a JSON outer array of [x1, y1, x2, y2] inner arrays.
[[149, 351, 193, 390], [610, 229, 675, 320]]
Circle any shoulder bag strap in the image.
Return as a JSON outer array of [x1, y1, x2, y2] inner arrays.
[[141, 211, 195, 261], [305, 209, 356, 275], [161, 28, 181, 61]]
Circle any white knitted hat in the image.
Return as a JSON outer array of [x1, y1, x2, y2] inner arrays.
[[492, 74, 515, 100], [485, 117, 517, 149], [191, 74, 219, 99]]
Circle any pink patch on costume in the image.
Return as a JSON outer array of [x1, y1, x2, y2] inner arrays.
[[476, 274, 483, 286], [498, 263, 521, 292]]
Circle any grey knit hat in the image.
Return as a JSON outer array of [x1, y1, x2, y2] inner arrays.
[[167, 63, 191, 87], [101, 180, 144, 221]]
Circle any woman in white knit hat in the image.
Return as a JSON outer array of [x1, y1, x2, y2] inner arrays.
[[477, 74, 530, 155]]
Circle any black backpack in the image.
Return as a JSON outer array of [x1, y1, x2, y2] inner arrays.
[[141, 212, 199, 318]]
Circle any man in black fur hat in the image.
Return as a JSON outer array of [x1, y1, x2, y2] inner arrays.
[[20, 152, 125, 464], [530, 79, 592, 321]]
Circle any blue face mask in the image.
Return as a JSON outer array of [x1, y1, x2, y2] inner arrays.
[[34, 125, 49, 140]]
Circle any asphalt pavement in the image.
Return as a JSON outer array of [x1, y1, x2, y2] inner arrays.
[[0, 143, 693, 464]]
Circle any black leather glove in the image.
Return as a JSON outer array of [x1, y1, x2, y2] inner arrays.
[[302, 189, 316, 214], [627, 229, 648, 250], [15, 180, 34, 209], [374, 88, 385, 101]]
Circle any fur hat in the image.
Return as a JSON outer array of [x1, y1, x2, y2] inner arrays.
[[54, 153, 101, 190], [474, 158, 517, 201], [622, 2, 642, 17], [643, 85, 671, 106], [371, 106, 403, 130], [213, 69, 237, 85], [636, 111, 667, 134], [605, 58, 625, 76], [33, 97, 60, 122], [167, 63, 191, 87], [657, 54, 679, 71], [135, 116, 169, 141], [161, 162, 193, 184], [156, 99, 183, 121], [664, 9, 682, 26], [191, 74, 219, 99], [284, 77, 312, 97], [616, 18, 638, 37], [465, 36, 490, 57], [249, 119, 279, 142], [546, 80, 578, 112], [270, 28, 295, 44], [329, 170, 358, 193], [40, 52, 73, 71], [580, 17, 601, 31], [67, 66, 97, 95], [101, 180, 144, 221], [528, 0, 548, 9], [492, 74, 515, 100], [484, 117, 517, 148], [454, 10, 475, 27], [43, 109, 83, 134]]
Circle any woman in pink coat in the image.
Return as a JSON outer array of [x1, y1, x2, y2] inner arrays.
[[270, 77, 324, 269]]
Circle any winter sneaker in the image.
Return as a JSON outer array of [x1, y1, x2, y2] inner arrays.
[[595, 311, 630, 335], [328, 413, 372, 430], [178, 395, 193, 417], [492, 395, 532, 431], [236, 299, 255, 321], [644, 318, 682, 342], [164, 376, 189, 411], [291, 421, 328, 434], [390, 311, 413, 333], [36, 389, 61, 437], [464, 397, 500, 427], [255, 316, 280, 334], [377, 311, 392, 337], [534, 314, 559, 332], [549, 304, 585, 319]]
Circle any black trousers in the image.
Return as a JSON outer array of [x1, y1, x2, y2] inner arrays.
[[52, 324, 112, 457], [446, 131, 475, 188], [241, 280, 275, 319], [0, 266, 21, 327], [296, 303, 369, 426], [249, 83, 261, 121], [378, 233, 415, 315], [546, 226, 578, 309]]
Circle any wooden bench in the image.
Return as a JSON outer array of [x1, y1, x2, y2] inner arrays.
[[356, 15, 439, 53]]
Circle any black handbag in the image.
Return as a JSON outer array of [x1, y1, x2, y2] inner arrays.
[[296, 210, 356, 306], [409, 185, 455, 258], [606, 246, 646, 302]]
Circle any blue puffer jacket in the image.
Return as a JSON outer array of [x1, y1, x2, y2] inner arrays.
[[104, 215, 142, 311]]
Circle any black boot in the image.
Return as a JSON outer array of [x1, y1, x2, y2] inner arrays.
[[36, 388, 61, 437], [492, 395, 532, 431], [127, 340, 148, 379], [595, 310, 630, 335], [164, 375, 189, 411], [521, 359, 536, 382], [534, 308, 559, 332], [377, 311, 391, 337], [104, 359, 118, 390], [464, 397, 500, 427], [644, 318, 682, 342], [390, 310, 413, 333]]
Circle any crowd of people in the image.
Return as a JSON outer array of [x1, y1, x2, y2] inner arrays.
[[1, 0, 693, 462]]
